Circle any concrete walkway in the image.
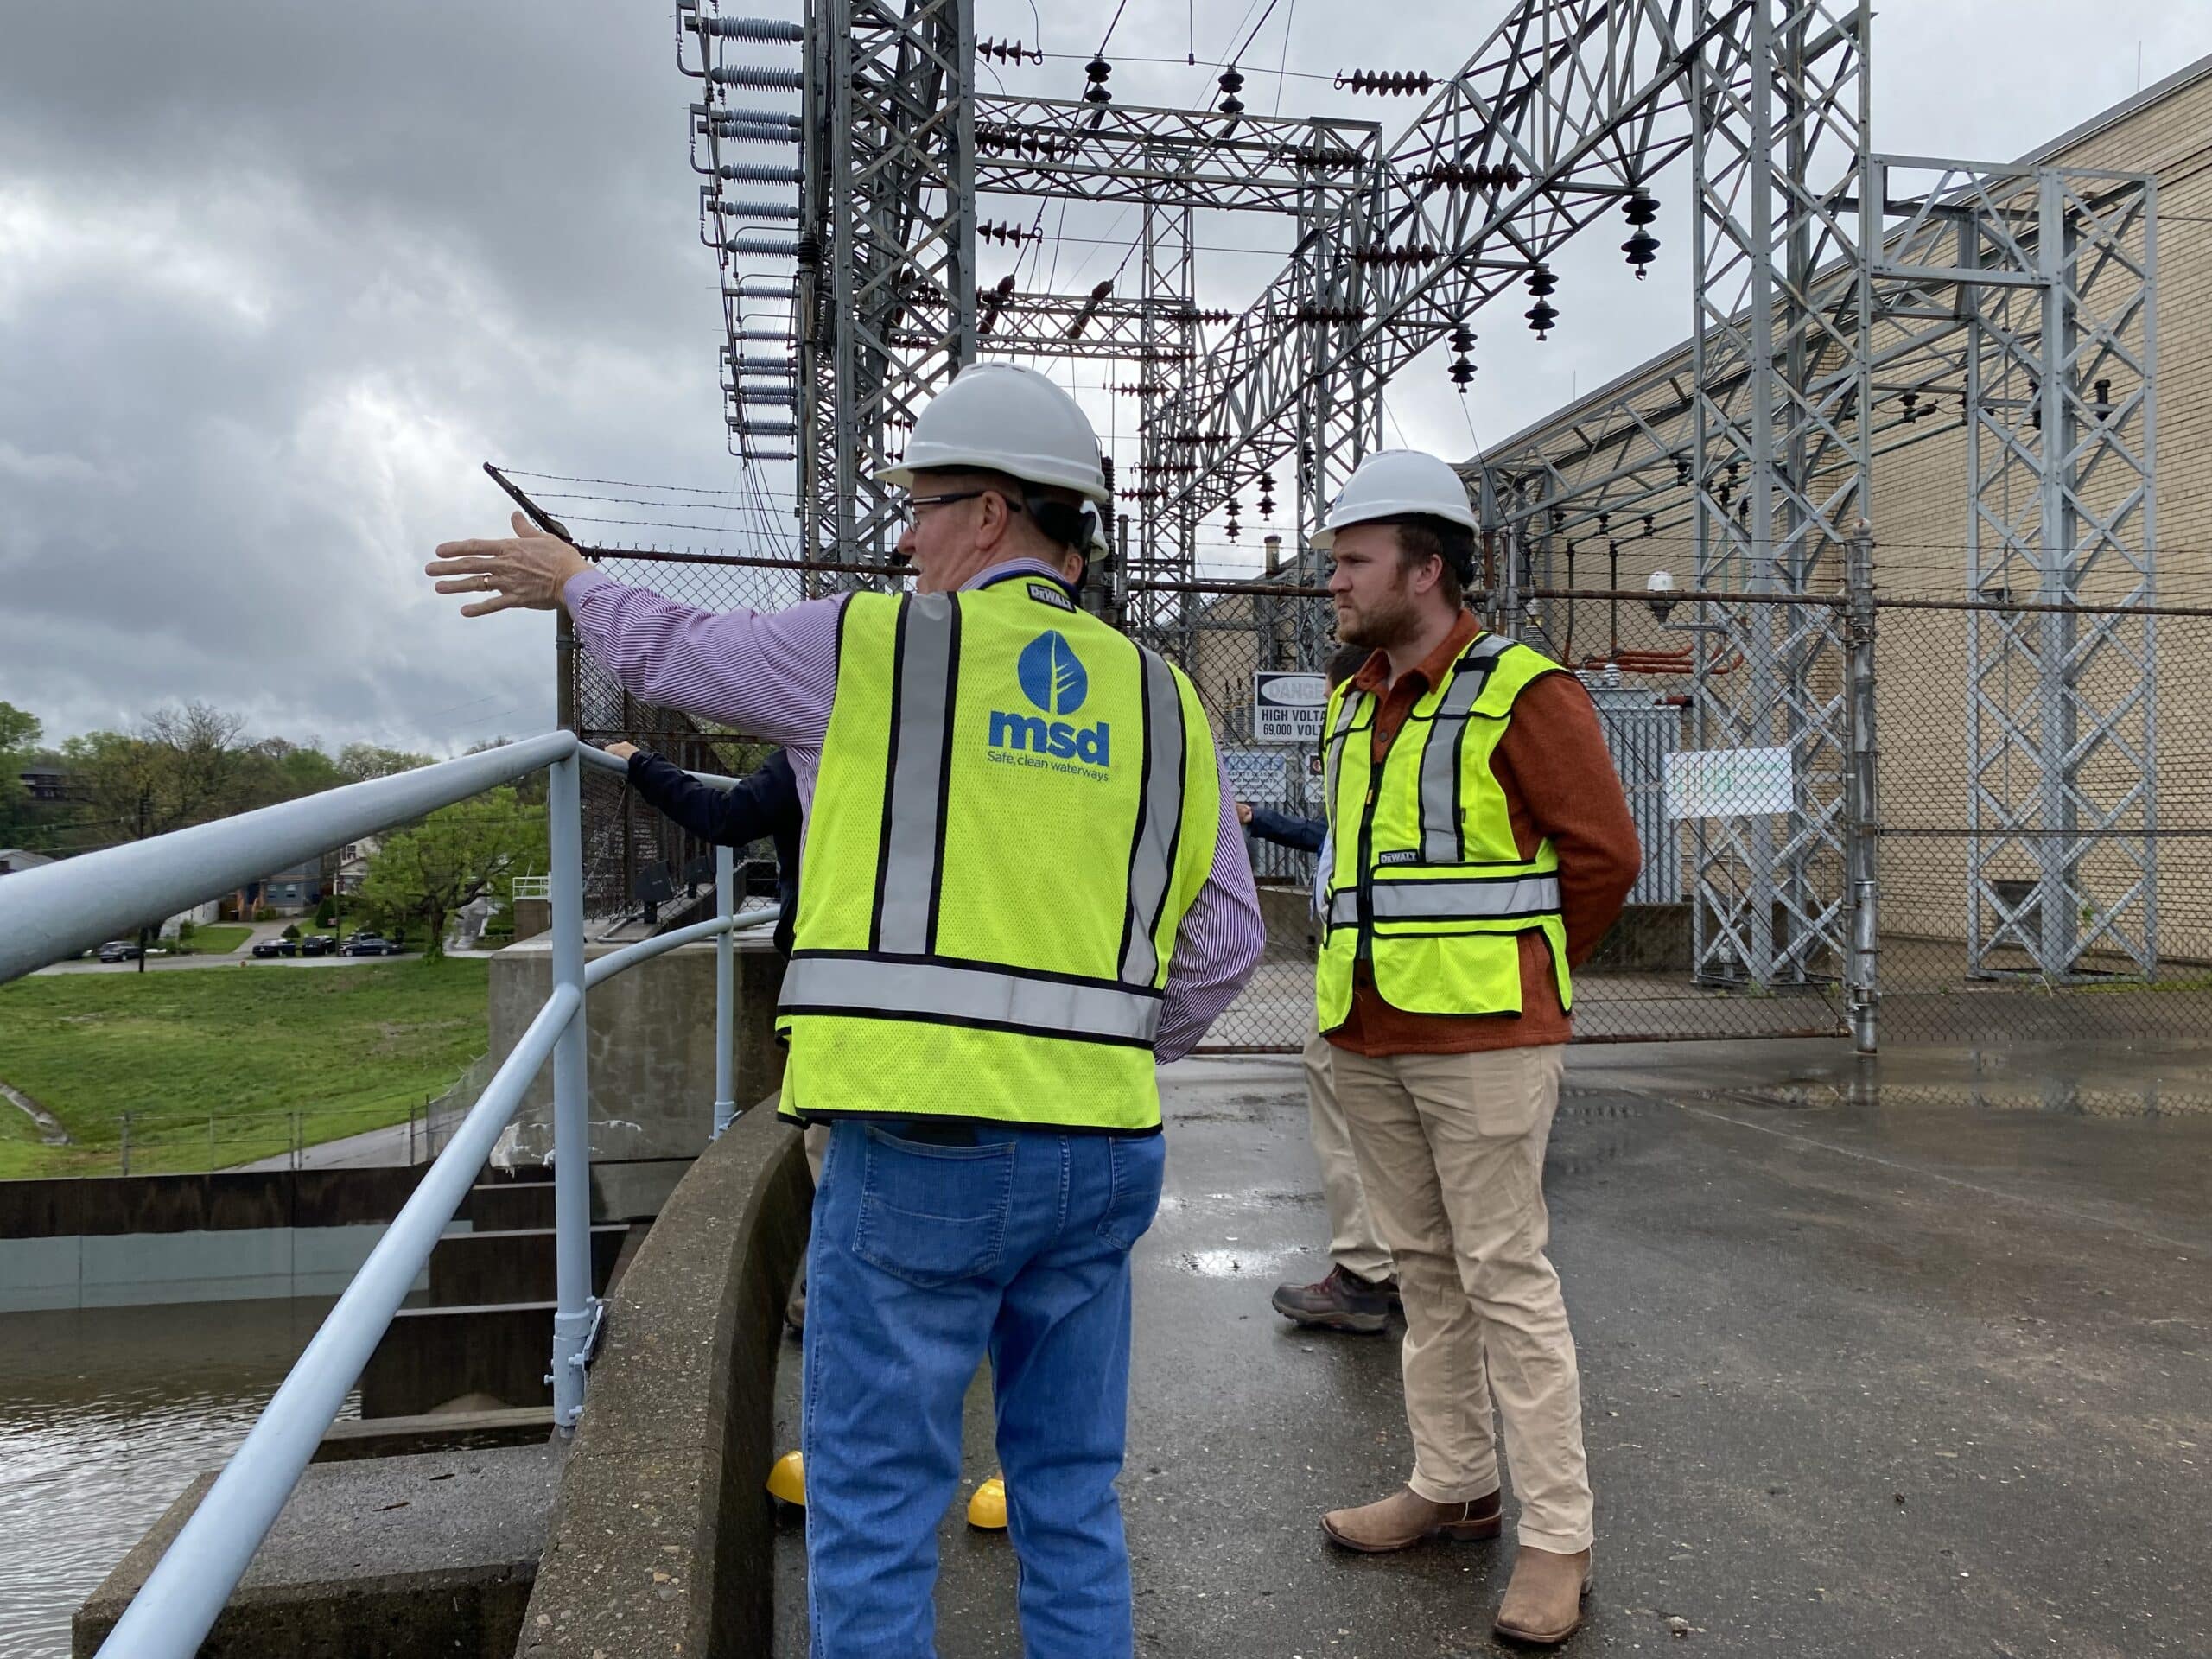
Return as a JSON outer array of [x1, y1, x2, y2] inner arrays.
[[772, 1039, 2212, 1656]]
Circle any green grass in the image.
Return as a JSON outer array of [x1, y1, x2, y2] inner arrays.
[[180, 924, 252, 956], [0, 957, 488, 1178]]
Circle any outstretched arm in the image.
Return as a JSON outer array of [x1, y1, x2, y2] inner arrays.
[[427, 514, 841, 753]]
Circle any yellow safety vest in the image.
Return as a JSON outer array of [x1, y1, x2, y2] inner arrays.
[[778, 572, 1221, 1132], [1316, 631, 1573, 1030]]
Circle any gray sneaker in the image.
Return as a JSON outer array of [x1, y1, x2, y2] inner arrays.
[[1271, 1264, 1395, 1333]]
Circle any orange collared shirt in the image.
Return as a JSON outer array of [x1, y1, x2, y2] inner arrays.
[[1328, 613, 1642, 1057]]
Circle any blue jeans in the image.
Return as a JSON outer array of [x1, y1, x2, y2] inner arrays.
[[801, 1119, 1166, 1658]]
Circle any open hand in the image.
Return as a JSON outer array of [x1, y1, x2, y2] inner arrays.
[[426, 512, 592, 616]]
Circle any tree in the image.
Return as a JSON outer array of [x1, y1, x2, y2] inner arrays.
[[61, 703, 247, 842], [356, 787, 547, 959], [338, 742, 435, 784], [0, 701, 41, 837], [60, 703, 251, 969]]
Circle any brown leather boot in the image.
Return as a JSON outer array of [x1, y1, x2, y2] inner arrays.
[[1320, 1486, 1501, 1553], [1491, 1545, 1593, 1645]]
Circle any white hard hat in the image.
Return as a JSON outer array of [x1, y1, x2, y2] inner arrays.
[[1310, 448, 1479, 550], [874, 361, 1110, 503]]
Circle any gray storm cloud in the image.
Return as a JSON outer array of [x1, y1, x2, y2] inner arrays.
[[2, 0, 2203, 752]]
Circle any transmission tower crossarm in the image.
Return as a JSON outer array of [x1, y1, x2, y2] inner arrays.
[[1167, 0, 1710, 521]]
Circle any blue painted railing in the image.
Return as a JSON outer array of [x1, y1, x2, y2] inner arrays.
[[0, 733, 776, 1658]]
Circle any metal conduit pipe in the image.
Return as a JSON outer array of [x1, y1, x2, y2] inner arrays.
[[583, 905, 782, 988]]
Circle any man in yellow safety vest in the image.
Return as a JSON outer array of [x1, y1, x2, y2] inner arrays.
[[426, 362, 1263, 1657], [1308, 449, 1641, 1646]]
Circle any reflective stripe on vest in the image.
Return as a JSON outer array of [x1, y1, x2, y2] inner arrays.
[[779, 955, 1162, 1046], [1316, 631, 1572, 1028], [1326, 872, 1562, 929], [1120, 648, 1186, 988], [778, 576, 1221, 1131], [1417, 633, 1512, 863], [872, 592, 960, 954], [810, 588, 1189, 1000]]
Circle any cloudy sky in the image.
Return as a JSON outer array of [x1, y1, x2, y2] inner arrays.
[[4, 1, 2209, 755]]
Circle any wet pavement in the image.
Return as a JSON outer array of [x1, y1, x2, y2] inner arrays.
[[772, 1039, 2211, 1657]]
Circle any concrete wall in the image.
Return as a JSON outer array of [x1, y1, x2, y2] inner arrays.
[[0, 1167, 457, 1313], [488, 934, 786, 1166], [517, 1100, 810, 1657]]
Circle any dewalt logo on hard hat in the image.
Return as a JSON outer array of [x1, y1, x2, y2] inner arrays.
[[987, 631, 1111, 776]]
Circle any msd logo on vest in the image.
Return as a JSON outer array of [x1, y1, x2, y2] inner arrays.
[[987, 631, 1112, 772]]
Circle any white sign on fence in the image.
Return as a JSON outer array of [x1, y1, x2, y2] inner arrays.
[[1664, 746, 1795, 819], [1252, 671, 1331, 743]]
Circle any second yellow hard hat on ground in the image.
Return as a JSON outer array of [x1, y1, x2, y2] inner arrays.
[[766, 1450, 1008, 1532]]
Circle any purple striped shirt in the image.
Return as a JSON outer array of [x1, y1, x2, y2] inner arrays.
[[563, 559, 1263, 1061]]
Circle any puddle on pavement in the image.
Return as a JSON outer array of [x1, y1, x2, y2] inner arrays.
[[1168, 1246, 1297, 1278]]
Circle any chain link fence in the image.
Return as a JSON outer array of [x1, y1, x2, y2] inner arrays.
[[559, 548, 2212, 1081]]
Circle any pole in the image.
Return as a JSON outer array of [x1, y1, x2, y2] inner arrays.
[[547, 751, 596, 1432], [120, 1112, 130, 1177], [713, 844, 737, 1140], [1844, 522, 1880, 1054]]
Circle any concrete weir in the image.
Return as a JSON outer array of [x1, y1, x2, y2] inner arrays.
[[70, 1101, 808, 1658]]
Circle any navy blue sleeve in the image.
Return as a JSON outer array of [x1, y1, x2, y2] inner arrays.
[[1244, 805, 1326, 853], [627, 749, 796, 850]]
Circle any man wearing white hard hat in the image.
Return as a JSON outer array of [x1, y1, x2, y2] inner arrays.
[[1306, 449, 1639, 1645], [426, 361, 1263, 1658]]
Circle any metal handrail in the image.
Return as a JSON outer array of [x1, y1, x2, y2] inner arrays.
[[0, 733, 579, 982], [0, 732, 769, 1659]]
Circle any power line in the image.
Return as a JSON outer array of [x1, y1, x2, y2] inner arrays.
[[1036, 48, 1338, 84], [1094, 0, 1129, 60], [494, 467, 782, 499]]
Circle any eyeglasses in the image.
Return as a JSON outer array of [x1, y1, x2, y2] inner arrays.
[[895, 489, 1027, 525]]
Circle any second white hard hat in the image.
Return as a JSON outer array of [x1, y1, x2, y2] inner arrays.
[[1310, 448, 1479, 550], [874, 361, 1111, 503]]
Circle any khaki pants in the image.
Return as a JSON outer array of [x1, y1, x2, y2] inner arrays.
[[1332, 1043, 1593, 1554], [1300, 1030, 1393, 1283]]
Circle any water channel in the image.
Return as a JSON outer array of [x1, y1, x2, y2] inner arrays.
[[0, 1297, 349, 1658]]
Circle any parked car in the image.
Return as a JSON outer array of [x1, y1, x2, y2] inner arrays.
[[97, 939, 142, 963], [339, 933, 402, 957], [251, 938, 300, 959], [300, 934, 338, 957]]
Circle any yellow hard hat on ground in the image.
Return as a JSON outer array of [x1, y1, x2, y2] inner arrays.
[[966, 1475, 1009, 1530], [766, 1448, 806, 1507]]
